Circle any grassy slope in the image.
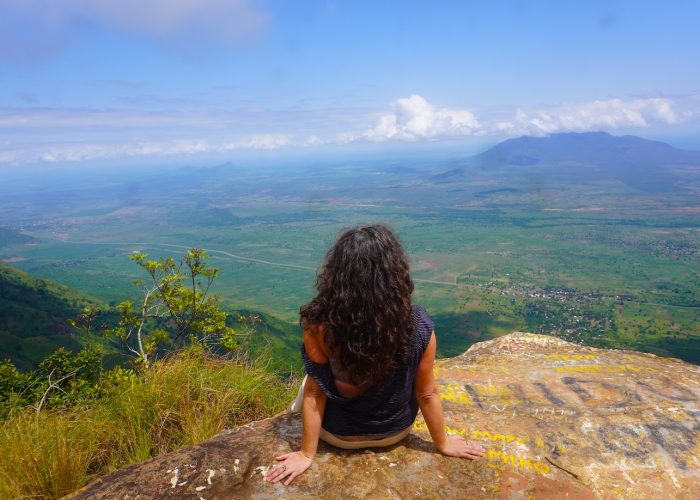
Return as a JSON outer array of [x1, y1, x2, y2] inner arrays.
[[0, 352, 296, 499], [231, 308, 302, 374], [0, 262, 102, 370]]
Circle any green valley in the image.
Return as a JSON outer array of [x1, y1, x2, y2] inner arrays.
[[1, 133, 699, 364]]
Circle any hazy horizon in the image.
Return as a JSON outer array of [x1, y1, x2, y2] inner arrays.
[[1, 130, 699, 175], [1, 1, 699, 168]]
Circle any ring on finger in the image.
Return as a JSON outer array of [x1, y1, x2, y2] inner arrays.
[[280, 465, 287, 472]]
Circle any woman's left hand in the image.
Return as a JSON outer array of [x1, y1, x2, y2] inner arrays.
[[264, 451, 313, 485]]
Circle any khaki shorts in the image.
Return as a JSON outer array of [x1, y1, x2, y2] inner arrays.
[[290, 375, 410, 450]]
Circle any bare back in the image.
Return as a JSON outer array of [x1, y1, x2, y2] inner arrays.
[[303, 325, 367, 398]]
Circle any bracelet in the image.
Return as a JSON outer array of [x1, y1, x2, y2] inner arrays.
[[299, 450, 314, 460]]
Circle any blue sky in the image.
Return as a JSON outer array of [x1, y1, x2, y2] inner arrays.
[[1, 0, 699, 166]]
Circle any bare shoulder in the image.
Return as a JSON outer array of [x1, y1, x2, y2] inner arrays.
[[303, 324, 330, 363], [415, 331, 437, 382]]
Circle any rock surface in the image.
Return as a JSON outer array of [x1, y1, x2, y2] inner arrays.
[[71, 333, 700, 499]]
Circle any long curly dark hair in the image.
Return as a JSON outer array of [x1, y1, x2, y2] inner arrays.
[[300, 224, 414, 386]]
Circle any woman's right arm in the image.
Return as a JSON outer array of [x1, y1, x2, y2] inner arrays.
[[266, 326, 328, 485], [413, 331, 485, 459]]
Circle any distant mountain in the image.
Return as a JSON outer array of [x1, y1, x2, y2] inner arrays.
[[431, 132, 700, 192], [0, 263, 102, 370], [477, 132, 700, 168]]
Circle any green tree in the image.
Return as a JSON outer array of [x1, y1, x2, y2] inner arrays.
[[103, 248, 237, 368], [34, 347, 102, 412], [0, 360, 35, 417]]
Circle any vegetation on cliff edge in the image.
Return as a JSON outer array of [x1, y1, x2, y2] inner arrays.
[[0, 249, 298, 499], [0, 349, 296, 499]]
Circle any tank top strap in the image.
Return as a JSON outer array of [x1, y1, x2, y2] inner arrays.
[[411, 304, 434, 355]]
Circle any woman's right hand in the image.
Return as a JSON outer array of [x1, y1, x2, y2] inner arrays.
[[437, 435, 485, 459], [265, 451, 313, 485]]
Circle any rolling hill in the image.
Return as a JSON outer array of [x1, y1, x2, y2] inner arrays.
[[0, 262, 102, 370], [0, 260, 302, 372]]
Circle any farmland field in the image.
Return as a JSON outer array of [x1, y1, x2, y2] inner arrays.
[[2, 134, 700, 364]]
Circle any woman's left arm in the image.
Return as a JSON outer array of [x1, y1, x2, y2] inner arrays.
[[266, 329, 328, 486]]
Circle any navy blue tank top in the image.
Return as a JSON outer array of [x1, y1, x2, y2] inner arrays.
[[301, 305, 434, 436]]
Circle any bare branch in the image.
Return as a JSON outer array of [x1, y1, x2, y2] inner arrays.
[[136, 287, 153, 367], [35, 367, 82, 414]]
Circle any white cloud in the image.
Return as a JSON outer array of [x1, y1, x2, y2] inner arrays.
[[0, 108, 219, 129], [0, 105, 315, 164], [0, 95, 694, 166], [0, 0, 267, 63], [37, 139, 211, 163], [353, 95, 481, 142], [304, 135, 322, 146], [495, 97, 678, 136], [84, 0, 267, 44], [339, 95, 687, 145], [7, 134, 292, 165], [224, 134, 292, 151]]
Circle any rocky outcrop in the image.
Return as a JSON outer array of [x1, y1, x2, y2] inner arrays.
[[71, 333, 700, 499]]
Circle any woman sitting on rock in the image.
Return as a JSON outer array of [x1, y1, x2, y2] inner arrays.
[[265, 224, 484, 485]]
